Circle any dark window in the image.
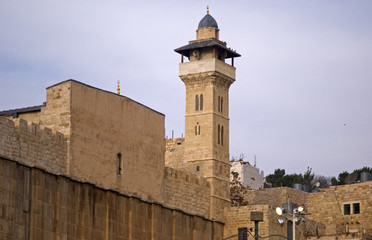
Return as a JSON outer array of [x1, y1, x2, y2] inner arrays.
[[238, 228, 247, 240], [196, 166, 200, 171], [218, 124, 220, 144], [221, 97, 223, 113], [218, 96, 221, 112], [195, 95, 199, 111], [117, 153, 122, 175], [344, 204, 351, 215], [353, 203, 360, 214], [221, 126, 224, 146], [200, 94, 203, 110], [195, 123, 200, 135]]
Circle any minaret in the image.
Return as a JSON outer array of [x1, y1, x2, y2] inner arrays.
[[174, 9, 240, 221]]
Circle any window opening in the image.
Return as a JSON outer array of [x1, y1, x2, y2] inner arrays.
[[221, 97, 223, 113], [218, 96, 221, 112], [200, 94, 203, 110], [344, 204, 351, 215], [195, 123, 201, 135], [221, 126, 224, 146], [353, 203, 360, 214], [117, 153, 122, 176], [196, 166, 200, 171], [195, 95, 199, 111], [218, 124, 220, 144]]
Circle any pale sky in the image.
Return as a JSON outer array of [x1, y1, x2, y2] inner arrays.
[[1, 0, 371, 178]]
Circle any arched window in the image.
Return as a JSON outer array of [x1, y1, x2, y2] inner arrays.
[[117, 153, 122, 175], [221, 126, 224, 146], [218, 124, 220, 144], [195, 95, 199, 111], [195, 123, 201, 135], [200, 94, 203, 110]]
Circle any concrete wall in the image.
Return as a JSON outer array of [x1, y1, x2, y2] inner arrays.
[[0, 157, 224, 240]]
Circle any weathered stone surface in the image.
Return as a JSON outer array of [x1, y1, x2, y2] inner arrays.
[[0, 157, 224, 239]]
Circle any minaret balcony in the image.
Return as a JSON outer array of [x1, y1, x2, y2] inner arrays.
[[179, 58, 236, 80]]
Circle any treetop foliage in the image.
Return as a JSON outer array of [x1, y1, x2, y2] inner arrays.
[[266, 166, 372, 189]]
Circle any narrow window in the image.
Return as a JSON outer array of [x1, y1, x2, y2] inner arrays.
[[196, 166, 200, 171], [218, 125, 220, 144], [221, 97, 223, 113], [238, 228, 248, 240], [218, 96, 221, 112], [353, 203, 360, 214], [200, 94, 203, 110], [221, 126, 224, 146], [195, 123, 201, 135], [117, 153, 122, 175], [344, 204, 351, 215], [195, 95, 199, 111]]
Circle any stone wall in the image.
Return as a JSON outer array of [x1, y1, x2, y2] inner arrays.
[[0, 157, 224, 240], [162, 167, 210, 217], [0, 117, 67, 175], [165, 138, 187, 169], [66, 80, 166, 202], [244, 187, 307, 207], [307, 182, 372, 236]]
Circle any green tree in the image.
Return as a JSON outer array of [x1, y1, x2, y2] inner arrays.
[[265, 169, 286, 187]]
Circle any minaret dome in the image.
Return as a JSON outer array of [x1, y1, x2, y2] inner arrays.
[[198, 14, 219, 29], [196, 8, 220, 40]]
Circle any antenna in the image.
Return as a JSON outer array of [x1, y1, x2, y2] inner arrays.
[[254, 154, 257, 167]]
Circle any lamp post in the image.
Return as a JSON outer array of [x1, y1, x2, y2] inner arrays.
[[276, 205, 305, 240]]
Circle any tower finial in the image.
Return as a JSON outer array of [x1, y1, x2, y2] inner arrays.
[[117, 80, 120, 95], [207, 5, 209, 14]]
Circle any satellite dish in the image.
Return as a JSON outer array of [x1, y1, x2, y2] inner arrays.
[[315, 182, 320, 188]]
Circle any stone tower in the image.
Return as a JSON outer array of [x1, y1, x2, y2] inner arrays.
[[174, 9, 240, 221]]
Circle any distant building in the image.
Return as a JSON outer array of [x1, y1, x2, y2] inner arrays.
[[231, 160, 265, 189]]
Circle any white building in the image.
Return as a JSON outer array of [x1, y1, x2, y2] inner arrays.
[[231, 160, 265, 189]]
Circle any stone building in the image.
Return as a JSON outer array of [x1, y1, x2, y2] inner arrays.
[[0, 10, 238, 239], [1, 8, 371, 240], [224, 181, 372, 240]]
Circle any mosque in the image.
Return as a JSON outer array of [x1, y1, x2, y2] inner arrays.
[[0, 8, 371, 240]]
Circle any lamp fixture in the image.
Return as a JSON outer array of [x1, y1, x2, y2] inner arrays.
[[276, 207, 286, 216], [277, 218, 285, 226]]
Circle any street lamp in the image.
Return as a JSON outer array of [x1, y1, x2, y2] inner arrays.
[[276, 205, 306, 240]]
